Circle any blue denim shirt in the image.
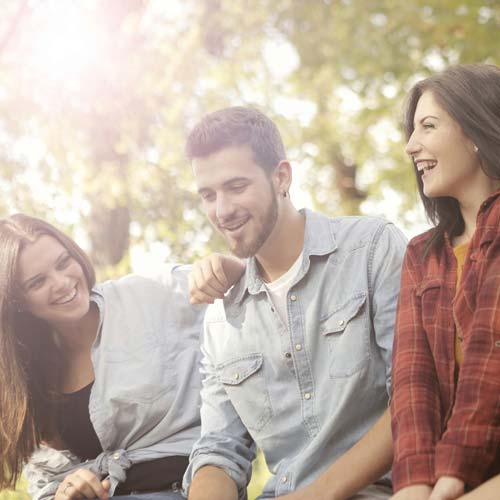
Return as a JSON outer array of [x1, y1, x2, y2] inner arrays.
[[184, 210, 407, 499], [24, 265, 206, 500]]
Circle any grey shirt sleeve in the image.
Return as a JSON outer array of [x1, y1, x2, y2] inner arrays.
[[183, 310, 256, 500]]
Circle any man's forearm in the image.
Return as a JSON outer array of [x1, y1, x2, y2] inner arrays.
[[188, 465, 239, 500], [314, 408, 393, 500]]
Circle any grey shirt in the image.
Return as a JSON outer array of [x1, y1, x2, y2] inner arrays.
[[184, 210, 407, 499], [24, 265, 206, 500]]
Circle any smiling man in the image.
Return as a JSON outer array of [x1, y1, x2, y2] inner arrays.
[[183, 107, 407, 500]]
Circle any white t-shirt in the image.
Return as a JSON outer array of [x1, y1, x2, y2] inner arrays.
[[265, 251, 303, 328]]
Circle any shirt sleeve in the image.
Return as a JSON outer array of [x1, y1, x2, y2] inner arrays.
[[434, 235, 500, 486], [369, 222, 407, 396], [183, 308, 256, 500], [390, 245, 443, 492], [23, 445, 82, 500]]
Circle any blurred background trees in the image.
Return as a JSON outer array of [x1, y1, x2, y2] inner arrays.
[[0, 1, 498, 498], [0, 0, 498, 276]]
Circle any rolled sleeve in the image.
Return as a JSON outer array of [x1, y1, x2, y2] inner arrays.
[[183, 313, 256, 499]]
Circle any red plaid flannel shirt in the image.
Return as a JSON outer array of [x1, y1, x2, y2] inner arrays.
[[391, 190, 500, 491]]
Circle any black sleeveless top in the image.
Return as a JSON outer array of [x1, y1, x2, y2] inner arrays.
[[57, 383, 188, 493]]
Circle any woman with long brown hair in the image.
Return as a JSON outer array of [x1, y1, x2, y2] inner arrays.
[[390, 64, 500, 500], [0, 214, 241, 500]]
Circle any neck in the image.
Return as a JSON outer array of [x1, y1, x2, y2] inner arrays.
[[53, 303, 99, 355], [256, 205, 305, 283]]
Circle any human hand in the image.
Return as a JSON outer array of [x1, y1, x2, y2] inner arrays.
[[189, 253, 245, 304], [55, 469, 110, 500], [429, 477, 464, 500], [390, 484, 432, 500]]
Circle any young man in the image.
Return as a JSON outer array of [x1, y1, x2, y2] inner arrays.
[[183, 107, 407, 500]]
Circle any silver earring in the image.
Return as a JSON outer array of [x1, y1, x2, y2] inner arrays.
[[473, 144, 479, 153]]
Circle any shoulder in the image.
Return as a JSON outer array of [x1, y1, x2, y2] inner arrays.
[[329, 215, 406, 247], [406, 229, 435, 258]]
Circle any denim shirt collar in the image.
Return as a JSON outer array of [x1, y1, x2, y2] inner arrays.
[[231, 208, 338, 304]]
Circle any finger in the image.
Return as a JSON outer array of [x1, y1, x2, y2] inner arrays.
[[193, 265, 225, 298], [200, 259, 227, 294], [206, 256, 230, 289], [189, 267, 220, 301], [73, 470, 109, 500], [190, 289, 217, 305], [65, 477, 93, 499], [101, 479, 111, 492], [55, 482, 77, 500]]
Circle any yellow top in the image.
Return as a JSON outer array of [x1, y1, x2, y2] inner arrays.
[[453, 242, 469, 365]]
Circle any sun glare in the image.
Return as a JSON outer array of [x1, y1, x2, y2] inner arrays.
[[29, 4, 102, 85]]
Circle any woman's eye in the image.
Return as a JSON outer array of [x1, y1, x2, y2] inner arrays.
[[57, 255, 72, 270], [423, 123, 435, 129], [27, 277, 45, 291]]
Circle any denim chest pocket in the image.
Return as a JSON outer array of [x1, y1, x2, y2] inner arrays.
[[100, 327, 177, 405], [320, 293, 369, 378], [217, 353, 273, 433]]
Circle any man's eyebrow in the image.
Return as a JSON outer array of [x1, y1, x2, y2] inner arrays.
[[223, 177, 250, 187], [197, 177, 250, 194]]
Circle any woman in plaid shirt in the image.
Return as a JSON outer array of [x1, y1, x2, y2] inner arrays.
[[390, 64, 500, 500]]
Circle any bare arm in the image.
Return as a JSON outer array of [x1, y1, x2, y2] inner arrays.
[[458, 475, 500, 500], [277, 408, 393, 500], [188, 466, 239, 500]]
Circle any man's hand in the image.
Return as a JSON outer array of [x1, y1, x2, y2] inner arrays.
[[189, 253, 245, 304], [55, 469, 110, 500], [390, 484, 432, 500], [429, 477, 464, 500]]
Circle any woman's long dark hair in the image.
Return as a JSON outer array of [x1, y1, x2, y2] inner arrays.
[[404, 63, 500, 251], [0, 214, 95, 489]]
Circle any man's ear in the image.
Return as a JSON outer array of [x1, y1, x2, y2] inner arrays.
[[272, 160, 292, 196]]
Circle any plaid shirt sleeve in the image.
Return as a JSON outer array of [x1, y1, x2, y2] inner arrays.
[[390, 242, 443, 492], [435, 230, 500, 487]]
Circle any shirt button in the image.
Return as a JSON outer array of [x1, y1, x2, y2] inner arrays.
[[495, 341, 500, 348], [113, 452, 120, 460], [290, 295, 297, 302], [295, 343, 303, 351], [280, 475, 288, 483], [338, 319, 344, 326], [233, 373, 240, 380], [304, 392, 311, 400], [284, 352, 292, 359]]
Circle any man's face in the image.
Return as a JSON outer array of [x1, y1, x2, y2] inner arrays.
[[193, 145, 279, 258]]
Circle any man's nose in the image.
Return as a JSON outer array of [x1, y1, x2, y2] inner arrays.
[[215, 193, 236, 221]]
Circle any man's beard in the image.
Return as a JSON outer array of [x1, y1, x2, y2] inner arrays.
[[228, 186, 278, 258]]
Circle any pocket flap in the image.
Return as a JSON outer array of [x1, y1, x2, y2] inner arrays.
[[218, 353, 263, 385], [416, 278, 442, 297], [319, 293, 366, 335]]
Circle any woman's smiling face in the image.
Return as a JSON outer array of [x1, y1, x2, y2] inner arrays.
[[17, 234, 90, 329], [405, 90, 483, 201]]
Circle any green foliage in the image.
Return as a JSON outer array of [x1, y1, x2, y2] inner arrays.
[[0, 0, 498, 265]]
